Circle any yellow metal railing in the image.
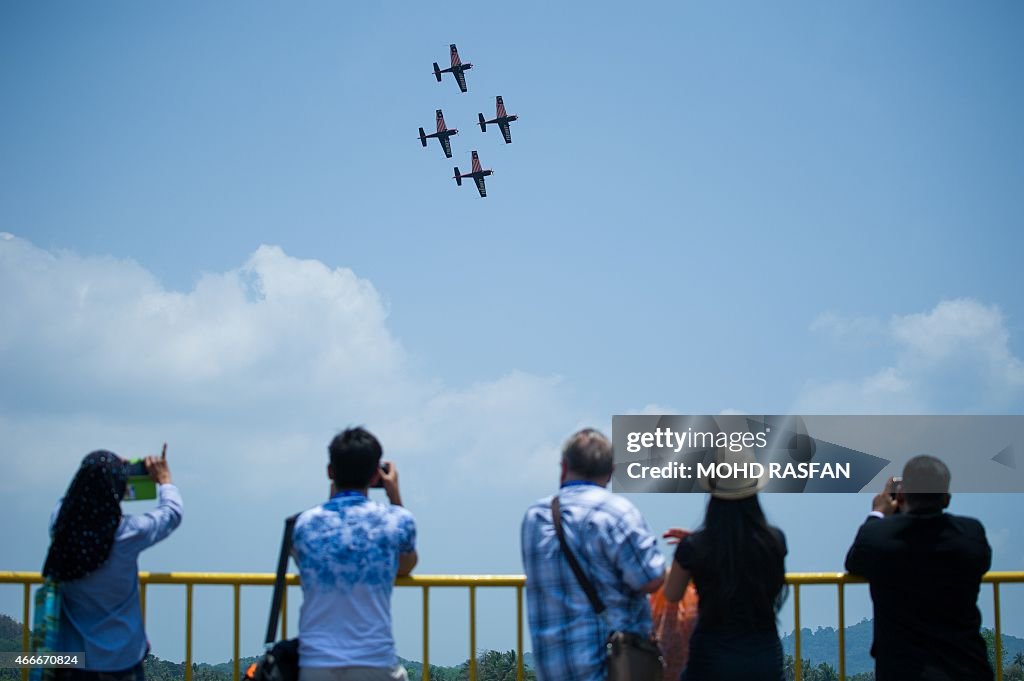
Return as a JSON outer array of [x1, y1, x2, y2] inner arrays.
[[785, 572, 1024, 681], [2, 571, 1022, 681]]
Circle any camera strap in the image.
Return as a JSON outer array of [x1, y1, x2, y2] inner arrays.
[[551, 495, 606, 614], [265, 514, 299, 645]]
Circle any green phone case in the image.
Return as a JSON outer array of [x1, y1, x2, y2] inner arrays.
[[125, 476, 157, 501]]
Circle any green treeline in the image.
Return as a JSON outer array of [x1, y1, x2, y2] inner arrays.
[[4, 613, 1024, 681], [139, 650, 536, 681]]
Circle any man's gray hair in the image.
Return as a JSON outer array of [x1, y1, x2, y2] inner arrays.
[[562, 428, 614, 479]]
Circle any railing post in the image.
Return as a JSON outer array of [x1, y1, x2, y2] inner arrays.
[[994, 582, 1003, 681], [838, 581, 846, 681], [280, 586, 288, 640], [185, 583, 193, 681], [233, 584, 241, 681], [22, 583, 30, 681], [469, 585, 477, 681], [516, 585, 524, 681], [794, 583, 802, 681], [140, 582, 147, 624], [422, 586, 430, 681]]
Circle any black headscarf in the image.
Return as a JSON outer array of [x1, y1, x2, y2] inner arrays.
[[43, 450, 128, 581]]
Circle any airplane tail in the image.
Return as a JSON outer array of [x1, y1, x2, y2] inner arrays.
[[478, 113, 486, 132], [454, 168, 462, 186], [419, 128, 427, 147], [433, 63, 442, 82]]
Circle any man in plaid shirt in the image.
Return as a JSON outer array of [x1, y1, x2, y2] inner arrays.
[[521, 429, 665, 681]]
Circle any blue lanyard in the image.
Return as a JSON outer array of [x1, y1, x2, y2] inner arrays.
[[560, 480, 600, 488]]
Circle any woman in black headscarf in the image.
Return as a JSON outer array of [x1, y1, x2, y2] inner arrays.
[[44, 447, 183, 681], [44, 451, 128, 582]]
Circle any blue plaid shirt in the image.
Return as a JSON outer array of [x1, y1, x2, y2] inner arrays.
[[521, 482, 665, 681]]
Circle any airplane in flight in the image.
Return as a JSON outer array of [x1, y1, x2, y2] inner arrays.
[[478, 96, 518, 144], [433, 44, 473, 93], [453, 151, 493, 197], [419, 109, 458, 158]]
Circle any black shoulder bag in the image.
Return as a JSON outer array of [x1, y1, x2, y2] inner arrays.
[[244, 515, 300, 681], [551, 495, 663, 681]]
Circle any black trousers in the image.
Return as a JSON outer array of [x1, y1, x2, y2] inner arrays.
[[680, 628, 784, 681]]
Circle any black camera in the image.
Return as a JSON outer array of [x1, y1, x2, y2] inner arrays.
[[890, 476, 902, 500], [890, 476, 903, 514], [370, 462, 391, 488]]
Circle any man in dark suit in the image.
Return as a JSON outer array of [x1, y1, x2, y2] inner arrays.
[[845, 455, 993, 681]]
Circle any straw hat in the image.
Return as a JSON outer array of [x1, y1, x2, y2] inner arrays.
[[699, 444, 767, 500]]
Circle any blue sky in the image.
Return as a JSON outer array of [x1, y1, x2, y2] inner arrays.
[[2, 0, 1023, 667]]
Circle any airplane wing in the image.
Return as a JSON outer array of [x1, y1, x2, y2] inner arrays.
[[499, 121, 512, 144], [474, 175, 486, 198], [450, 44, 462, 67], [471, 151, 482, 173], [455, 68, 467, 93], [496, 96, 507, 118], [436, 110, 447, 133], [440, 136, 452, 158]]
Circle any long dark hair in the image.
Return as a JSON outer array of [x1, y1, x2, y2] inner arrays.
[[43, 451, 128, 581], [694, 495, 788, 627]]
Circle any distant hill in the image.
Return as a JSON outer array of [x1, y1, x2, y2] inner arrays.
[[782, 619, 875, 675], [0, 614, 21, 643], [0, 614, 23, 657], [782, 618, 1024, 675]]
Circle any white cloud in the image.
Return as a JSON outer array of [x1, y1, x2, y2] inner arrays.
[[624, 403, 680, 416], [798, 298, 1024, 413], [809, 311, 885, 340], [0, 234, 582, 499], [891, 299, 1024, 382], [0, 238, 416, 418]]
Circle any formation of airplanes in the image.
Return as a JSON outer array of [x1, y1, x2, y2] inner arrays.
[[417, 44, 518, 197]]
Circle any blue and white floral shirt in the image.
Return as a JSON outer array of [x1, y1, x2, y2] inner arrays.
[[292, 492, 416, 668]]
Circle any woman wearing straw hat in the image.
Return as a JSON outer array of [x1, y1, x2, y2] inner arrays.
[[663, 446, 787, 681]]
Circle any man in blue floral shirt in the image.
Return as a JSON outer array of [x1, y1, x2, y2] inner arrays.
[[293, 427, 417, 681], [522, 428, 665, 681]]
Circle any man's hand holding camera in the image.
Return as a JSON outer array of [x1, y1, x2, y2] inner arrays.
[[379, 460, 403, 507], [872, 476, 899, 517]]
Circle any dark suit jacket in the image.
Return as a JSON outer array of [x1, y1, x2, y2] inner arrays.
[[845, 511, 993, 681]]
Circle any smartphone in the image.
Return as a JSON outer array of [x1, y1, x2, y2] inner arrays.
[[124, 458, 157, 501], [370, 462, 391, 488]]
